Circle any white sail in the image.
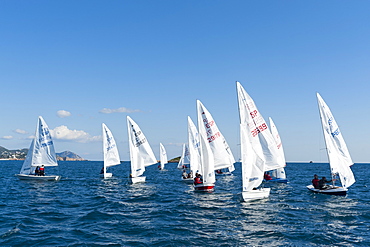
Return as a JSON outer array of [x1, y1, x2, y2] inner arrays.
[[177, 143, 190, 169], [102, 123, 120, 177], [269, 117, 287, 180], [159, 143, 167, 169], [237, 83, 266, 191], [197, 100, 235, 172], [187, 116, 201, 175], [317, 93, 355, 188], [127, 116, 157, 178], [236, 82, 284, 171], [199, 130, 216, 185], [20, 116, 58, 175]]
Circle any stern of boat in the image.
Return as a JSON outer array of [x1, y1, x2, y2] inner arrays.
[[194, 183, 215, 192], [129, 176, 146, 184], [242, 188, 270, 202]]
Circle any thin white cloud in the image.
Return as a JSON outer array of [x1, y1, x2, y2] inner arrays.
[[50, 125, 101, 143], [57, 110, 71, 118], [168, 142, 185, 147], [1, 136, 13, 140], [14, 129, 28, 134], [99, 107, 140, 114]]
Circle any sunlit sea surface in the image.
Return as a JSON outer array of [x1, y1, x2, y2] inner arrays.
[[1, 161, 369, 246]]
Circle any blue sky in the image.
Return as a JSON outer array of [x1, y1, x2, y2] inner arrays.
[[1, 1, 370, 162]]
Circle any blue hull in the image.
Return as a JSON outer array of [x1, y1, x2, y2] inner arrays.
[[264, 178, 288, 183]]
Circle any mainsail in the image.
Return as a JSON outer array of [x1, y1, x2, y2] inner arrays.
[[187, 116, 201, 175], [127, 116, 157, 178], [20, 116, 58, 175], [269, 117, 287, 179], [237, 82, 266, 191], [197, 100, 235, 172], [159, 143, 168, 169], [199, 129, 216, 185], [317, 93, 355, 188], [102, 123, 120, 173], [236, 82, 285, 172], [177, 143, 190, 169]]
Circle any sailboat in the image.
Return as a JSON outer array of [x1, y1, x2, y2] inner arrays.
[[177, 143, 190, 169], [194, 129, 216, 192], [16, 116, 61, 181], [265, 117, 288, 183], [306, 93, 355, 195], [197, 100, 235, 176], [236, 82, 285, 201], [100, 123, 121, 179], [159, 143, 167, 170], [185, 116, 201, 183], [127, 116, 157, 184]]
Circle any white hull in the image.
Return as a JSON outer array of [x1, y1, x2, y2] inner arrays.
[[306, 185, 347, 196], [100, 173, 113, 179], [129, 176, 146, 184], [181, 177, 194, 184], [16, 174, 61, 181], [194, 182, 215, 192], [215, 171, 232, 176], [242, 188, 270, 202]]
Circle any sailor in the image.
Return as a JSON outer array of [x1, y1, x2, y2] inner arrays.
[[194, 174, 202, 185], [39, 165, 45, 176], [312, 174, 319, 189], [264, 172, 272, 181], [182, 170, 187, 179], [318, 176, 332, 189], [35, 166, 40, 176]]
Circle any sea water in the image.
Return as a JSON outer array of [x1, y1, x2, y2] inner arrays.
[[0, 160, 369, 246]]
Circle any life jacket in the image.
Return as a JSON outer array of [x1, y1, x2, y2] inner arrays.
[[264, 173, 272, 180], [312, 178, 319, 189], [194, 177, 202, 185]]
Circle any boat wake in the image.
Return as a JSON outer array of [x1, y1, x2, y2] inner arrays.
[[1, 223, 21, 238]]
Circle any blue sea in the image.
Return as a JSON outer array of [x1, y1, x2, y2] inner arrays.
[[0, 161, 369, 247]]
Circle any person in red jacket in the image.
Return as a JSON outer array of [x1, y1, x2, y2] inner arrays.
[[312, 174, 319, 189], [194, 174, 202, 185], [264, 172, 272, 181], [39, 165, 45, 176]]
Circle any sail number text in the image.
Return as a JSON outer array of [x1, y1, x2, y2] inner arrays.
[[251, 123, 268, 137]]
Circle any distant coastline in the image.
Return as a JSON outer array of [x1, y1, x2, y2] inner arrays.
[[0, 146, 87, 161]]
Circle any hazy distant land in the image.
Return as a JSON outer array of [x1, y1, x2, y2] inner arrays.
[[0, 146, 87, 161]]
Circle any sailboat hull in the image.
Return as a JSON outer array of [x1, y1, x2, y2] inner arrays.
[[100, 173, 113, 179], [129, 176, 146, 184], [215, 171, 233, 176], [306, 185, 347, 196], [194, 183, 215, 192], [181, 177, 194, 184], [242, 188, 270, 202], [16, 174, 61, 181], [264, 178, 288, 183]]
